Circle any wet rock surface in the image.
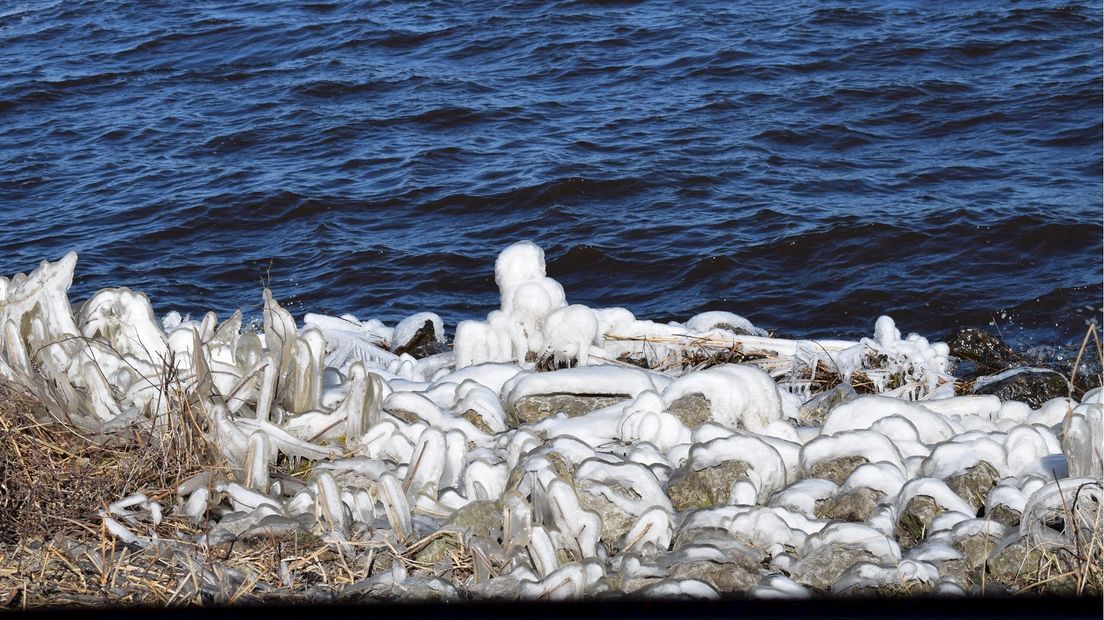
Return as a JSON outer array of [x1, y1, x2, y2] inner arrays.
[[412, 534, 463, 567], [577, 480, 638, 545], [800, 384, 858, 426], [955, 533, 1002, 571], [666, 558, 760, 594], [791, 546, 884, 592], [441, 499, 503, 541], [973, 368, 1069, 408], [943, 327, 1021, 374], [984, 536, 1081, 595], [833, 564, 939, 597], [460, 408, 495, 434], [985, 504, 1022, 529]]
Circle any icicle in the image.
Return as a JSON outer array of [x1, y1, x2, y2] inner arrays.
[[223, 482, 281, 513], [542, 477, 601, 559], [254, 353, 277, 422], [348, 488, 375, 524], [526, 525, 560, 579], [190, 327, 216, 403], [198, 311, 218, 342], [209, 403, 249, 466], [235, 417, 342, 461], [2, 320, 31, 378], [283, 337, 315, 414], [440, 430, 467, 491], [244, 431, 272, 492], [103, 517, 148, 547], [377, 472, 412, 543], [301, 326, 326, 411], [212, 309, 242, 349], [621, 507, 672, 554], [263, 288, 296, 366], [182, 488, 210, 521], [404, 426, 446, 498], [80, 359, 123, 422], [315, 471, 349, 536], [234, 332, 264, 371], [502, 490, 533, 557], [339, 362, 383, 440]]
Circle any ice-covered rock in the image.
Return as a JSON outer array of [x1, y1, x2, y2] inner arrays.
[[791, 523, 901, 591], [973, 368, 1070, 408], [663, 364, 797, 441], [685, 311, 768, 338], [391, 312, 446, 357], [800, 430, 907, 482]]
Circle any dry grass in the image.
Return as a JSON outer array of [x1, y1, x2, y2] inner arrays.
[[0, 523, 367, 607], [0, 520, 482, 607], [0, 381, 480, 607], [0, 381, 210, 544]]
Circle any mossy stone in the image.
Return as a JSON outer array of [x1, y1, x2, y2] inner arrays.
[[809, 455, 869, 485], [668, 394, 712, 429], [815, 487, 883, 522], [945, 462, 1000, 514], [896, 495, 944, 548], [667, 460, 750, 511], [510, 394, 627, 425], [441, 499, 502, 542]]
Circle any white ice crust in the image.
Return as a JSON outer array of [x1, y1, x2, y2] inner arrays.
[[0, 242, 1097, 600]]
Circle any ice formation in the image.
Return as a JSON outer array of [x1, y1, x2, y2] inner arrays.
[[0, 241, 1099, 601]]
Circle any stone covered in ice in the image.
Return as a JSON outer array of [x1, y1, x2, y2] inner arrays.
[[663, 364, 796, 440]]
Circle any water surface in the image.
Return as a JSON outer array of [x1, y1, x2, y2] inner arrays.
[[1, 0, 1100, 346]]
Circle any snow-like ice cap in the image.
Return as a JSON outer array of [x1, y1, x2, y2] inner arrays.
[[685, 311, 768, 337], [800, 430, 907, 479], [822, 395, 958, 445], [495, 241, 547, 291], [541, 304, 599, 366], [894, 477, 975, 517]]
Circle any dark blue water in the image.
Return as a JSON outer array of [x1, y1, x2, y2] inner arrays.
[[1, 1, 1101, 346]]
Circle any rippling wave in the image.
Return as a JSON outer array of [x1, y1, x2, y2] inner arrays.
[[0, 0, 1100, 346]]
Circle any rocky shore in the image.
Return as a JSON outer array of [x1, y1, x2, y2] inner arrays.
[[0, 243, 1099, 606]]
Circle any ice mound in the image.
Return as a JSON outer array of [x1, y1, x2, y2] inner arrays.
[[0, 243, 1099, 601]]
